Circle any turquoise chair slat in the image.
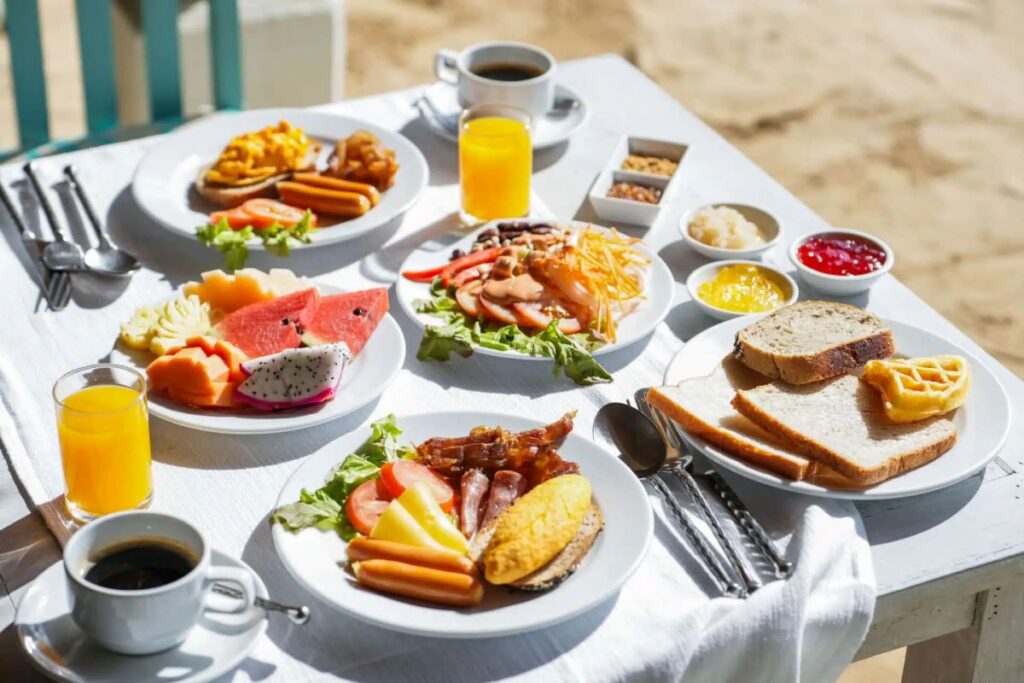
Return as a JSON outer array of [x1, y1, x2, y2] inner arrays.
[[141, 0, 183, 121], [209, 0, 243, 110], [6, 0, 50, 150], [74, 0, 119, 133]]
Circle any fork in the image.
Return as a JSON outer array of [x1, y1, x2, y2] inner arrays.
[[0, 181, 72, 310]]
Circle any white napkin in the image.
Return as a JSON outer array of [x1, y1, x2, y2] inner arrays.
[[0, 82, 875, 682]]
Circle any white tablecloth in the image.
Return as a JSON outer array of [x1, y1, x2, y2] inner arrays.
[[0, 56, 875, 682]]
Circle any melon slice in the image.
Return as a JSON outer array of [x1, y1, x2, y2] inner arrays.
[[185, 336, 248, 382], [170, 381, 237, 408], [301, 288, 388, 357], [215, 288, 320, 359], [184, 268, 313, 313], [147, 348, 229, 395]]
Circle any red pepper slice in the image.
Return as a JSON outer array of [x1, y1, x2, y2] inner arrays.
[[440, 247, 502, 287], [401, 265, 446, 282]]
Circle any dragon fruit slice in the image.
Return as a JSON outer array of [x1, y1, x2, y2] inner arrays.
[[235, 342, 351, 411]]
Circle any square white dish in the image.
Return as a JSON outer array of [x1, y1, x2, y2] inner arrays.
[[588, 136, 688, 228]]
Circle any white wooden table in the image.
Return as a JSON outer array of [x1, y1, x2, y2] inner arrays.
[[1, 56, 1022, 682]]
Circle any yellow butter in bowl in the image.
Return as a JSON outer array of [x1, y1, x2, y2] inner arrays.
[[697, 264, 785, 313], [863, 355, 970, 423]]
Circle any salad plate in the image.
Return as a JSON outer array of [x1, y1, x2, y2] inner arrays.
[[395, 220, 674, 372], [133, 108, 429, 250], [663, 315, 1012, 500], [110, 283, 405, 435], [272, 411, 653, 638]]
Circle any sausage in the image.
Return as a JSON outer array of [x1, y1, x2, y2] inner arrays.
[[276, 181, 371, 218], [291, 172, 381, 206], [353, 559, 484, 607], [459, 469, 490, 538], [347, 538, 476, 575]]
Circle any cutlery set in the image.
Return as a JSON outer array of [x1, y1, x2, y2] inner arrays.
[[0, 163, 140, 311]]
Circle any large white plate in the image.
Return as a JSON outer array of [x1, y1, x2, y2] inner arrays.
[[663, 316, 1012, 500], [272, 411, 653, 638], [109, 284, 405, 435], [132, 108, 429, 249], [395, 220, 674, 359]]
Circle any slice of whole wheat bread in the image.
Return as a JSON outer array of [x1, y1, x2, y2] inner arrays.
[[734, 301, 895, 384], [732, 374, 957, 485], [648, 357, 855, 486]]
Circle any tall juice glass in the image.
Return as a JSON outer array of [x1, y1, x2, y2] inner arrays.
[[53, 364, 152, 522], [459, 104, 532, 225]]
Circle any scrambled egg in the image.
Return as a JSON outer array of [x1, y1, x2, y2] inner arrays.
[[205, 120, 310, 186], [484, 474, 592, 585]]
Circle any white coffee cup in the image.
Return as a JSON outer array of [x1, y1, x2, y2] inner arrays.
[[434, 41, 556, 119], [63, 510, 257, 655]]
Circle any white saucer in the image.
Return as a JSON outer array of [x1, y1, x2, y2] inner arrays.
[[417, 82, 589, 150], [16, 550, 268, 683]]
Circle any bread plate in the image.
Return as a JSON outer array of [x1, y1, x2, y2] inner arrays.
[[272, 411, 653, 637], [109, 284, 405, 435], [133, 108, 428, 249], [663, 315, 1011, 500]]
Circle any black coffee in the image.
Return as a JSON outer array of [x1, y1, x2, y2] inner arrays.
[[84, 539, 197, 591], [472, 62, 544, 82]]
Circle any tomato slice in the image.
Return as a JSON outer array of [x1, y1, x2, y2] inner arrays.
[[380, 461, 455, 512], [454, 280, 483, 318], [511, 301, 583, 334], [239, 198, 315, 229], [345, 478, 392, 536], [208, 207, 254, 230], [477, 294, 519, 325]]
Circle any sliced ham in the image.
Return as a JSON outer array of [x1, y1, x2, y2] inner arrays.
[[480, 470, 528, 529], [459, 469, 490, 538]]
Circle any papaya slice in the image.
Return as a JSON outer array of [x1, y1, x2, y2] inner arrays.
[[168, 381, 237, 408], [184, 336, 247, 382], [146, 347, 230, 398]]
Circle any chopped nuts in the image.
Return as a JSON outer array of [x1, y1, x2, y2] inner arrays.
[[621, 154, 677, 176], [607, 181, 662, 204]]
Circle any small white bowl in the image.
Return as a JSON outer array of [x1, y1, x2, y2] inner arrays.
[[680, 203, 781, 260], [686, 259, 799, 321], [789, 228, 894, 296]]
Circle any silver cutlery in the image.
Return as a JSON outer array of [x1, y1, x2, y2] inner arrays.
[[23, 162, 87, 273], [635, 388, 763, 595], [636, 388, 793, 581], [0, 180, 72, 310], [594, 403, 744, 598], [211, 583, 310, 625], [63, 165, 140, 277]]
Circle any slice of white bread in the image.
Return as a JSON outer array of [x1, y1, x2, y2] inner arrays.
[[732, 374, 957, 485], [734, 301, 895, 384], [648, 356, 855, 487]]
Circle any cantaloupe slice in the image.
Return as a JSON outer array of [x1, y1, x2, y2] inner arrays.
[[183, 268, 313, 314], [184, 336, 248, 382], [169, 382, 237, 408], [146, 347, 229, 397]]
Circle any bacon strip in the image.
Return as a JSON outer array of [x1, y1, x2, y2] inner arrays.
[[459, 469, 490, 538], [480, 470, 528, 529]]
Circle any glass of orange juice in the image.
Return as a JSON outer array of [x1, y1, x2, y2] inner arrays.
[[459, 104, 532, 225], [53, 364, 152, 522]]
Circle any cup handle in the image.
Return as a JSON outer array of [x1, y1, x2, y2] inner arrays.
[[203, 566, 256, 614], [434, 49, 459, 84]]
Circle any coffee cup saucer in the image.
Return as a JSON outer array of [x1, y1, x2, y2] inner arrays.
[[16, 550, 268, 683], [416, 81, 589, 150]]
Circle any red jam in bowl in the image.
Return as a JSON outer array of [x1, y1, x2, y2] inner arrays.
[[797, 235, 886, 276]]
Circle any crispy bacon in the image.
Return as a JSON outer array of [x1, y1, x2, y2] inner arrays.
[[479, 470, 528, 529]]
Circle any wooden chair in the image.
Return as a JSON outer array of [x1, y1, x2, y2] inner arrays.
[[3, 0, 242, 160]]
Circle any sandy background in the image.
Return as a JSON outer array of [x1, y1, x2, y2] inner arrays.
[[4, 0, 1024, 679]]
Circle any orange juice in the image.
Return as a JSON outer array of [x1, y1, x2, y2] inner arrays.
[[57, 384, 151, 518], [459, 114, 531, 222]]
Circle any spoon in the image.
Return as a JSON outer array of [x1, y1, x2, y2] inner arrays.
[[63, 165, 140, 277], [594, 403, 744, 598], [23, 162, 87, 272], [211, 583, 310, 625]]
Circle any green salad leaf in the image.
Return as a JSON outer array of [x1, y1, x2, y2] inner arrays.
[[271, 415, 415, 540], [413, 279, 612, 385], [195, 211, 316, 271]]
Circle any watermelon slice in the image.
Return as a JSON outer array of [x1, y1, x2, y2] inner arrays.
[[215, 288, 320, 359], [301, 288, 389, 357]]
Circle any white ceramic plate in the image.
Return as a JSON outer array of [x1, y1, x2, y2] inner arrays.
[[663, 316, 1012, 500], [17, 551, 267, 683], [416, 82, 589, 150], [109, 284, 405, 435], [395, 220, 674, 359], [272, 411, 653, 638], [132, 108, 429, 249]]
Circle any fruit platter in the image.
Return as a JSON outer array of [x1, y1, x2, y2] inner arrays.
[[271, 411, 652, 637], [110, 268, 405, 434], [395, 219, 674, 384]]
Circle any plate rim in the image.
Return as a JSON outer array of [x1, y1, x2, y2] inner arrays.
[[271, 409, 654, 638], [394, 220, 674, 361], [131, 107, 429, 250], [662, 315, 1012, 500]]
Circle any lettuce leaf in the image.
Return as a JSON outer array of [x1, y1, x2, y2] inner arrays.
[[195, 211, 315, 271]]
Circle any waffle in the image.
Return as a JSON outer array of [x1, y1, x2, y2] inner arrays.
[[862, 355, 970, 423]]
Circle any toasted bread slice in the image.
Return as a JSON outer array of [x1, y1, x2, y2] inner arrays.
[[733, 374, 957, 485], [734, 301, 895, 384], [194, 142, 322, 208], [648, 357, 854, 486]]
